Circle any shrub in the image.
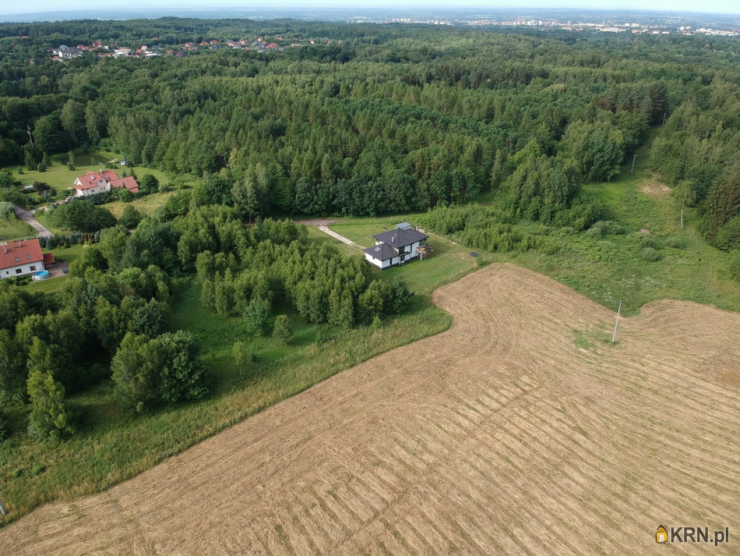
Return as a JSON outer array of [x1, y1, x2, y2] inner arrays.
[[729, 251, 740, 282], [371, 315, 382, 330], [665, 237, 684, 249], [272, 314, 292, 345], [117, 189, 134, 203], [119, 205, 143, 229], [0, 201, 15, 219], [637, 234, 659, 250], [641, 247, 660, 262]]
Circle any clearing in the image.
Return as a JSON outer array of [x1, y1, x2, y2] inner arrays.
[[3, 263, 738, 555]]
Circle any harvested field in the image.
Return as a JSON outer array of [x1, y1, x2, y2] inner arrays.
[[3, 263, 740, 555]]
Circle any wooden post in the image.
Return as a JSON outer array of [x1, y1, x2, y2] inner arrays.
[[612, 300, 623, 344]]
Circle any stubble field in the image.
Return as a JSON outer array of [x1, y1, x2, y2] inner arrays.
[[2, 263, 739, 555]]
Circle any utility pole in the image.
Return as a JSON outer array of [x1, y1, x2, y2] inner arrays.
[[612, 300, 623, 344], [631, 154, 637, 174]]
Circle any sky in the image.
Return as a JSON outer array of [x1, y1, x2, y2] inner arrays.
[[0, 0, 739, 16]]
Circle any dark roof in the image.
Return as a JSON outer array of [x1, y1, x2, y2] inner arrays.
[[372, 228, 428, 250], [362, 243, 397, 261]]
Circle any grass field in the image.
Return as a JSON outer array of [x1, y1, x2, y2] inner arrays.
[[0, 216, 32, 241], [4, 263, 738, 554], [105, 191, 177, 219]]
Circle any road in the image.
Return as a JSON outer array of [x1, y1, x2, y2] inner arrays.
[[12, 204, 52, 238]]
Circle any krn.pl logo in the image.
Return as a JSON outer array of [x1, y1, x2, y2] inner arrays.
[[656, 525, 668, 544]]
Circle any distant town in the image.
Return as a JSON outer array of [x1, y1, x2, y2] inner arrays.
[[50, 36, 344, 61]]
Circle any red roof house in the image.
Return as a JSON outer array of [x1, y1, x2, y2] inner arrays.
[[0, 239, 45, 279], [74, 170, 139, 196]]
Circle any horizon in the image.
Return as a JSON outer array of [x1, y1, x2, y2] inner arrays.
[[1, 4, 740, 19]]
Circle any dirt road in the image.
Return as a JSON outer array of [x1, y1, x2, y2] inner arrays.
[[12, 204, 51, 237], [2, 264, 739, 555]]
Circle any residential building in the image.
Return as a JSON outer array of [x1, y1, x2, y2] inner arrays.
[[73, 170, 140, 197], [0, 239, 48, 279], [363, 223, 428, 269]]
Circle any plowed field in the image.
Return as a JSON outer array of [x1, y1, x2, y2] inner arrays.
[[3, 264, 739, 555]]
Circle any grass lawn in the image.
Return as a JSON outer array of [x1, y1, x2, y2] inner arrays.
[[0, 217, 32, 241]]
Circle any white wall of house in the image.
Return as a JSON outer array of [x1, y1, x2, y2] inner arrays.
[[0, 261, 44, 279], [75, 179, 111, 197], [364, 253, 390, 269]]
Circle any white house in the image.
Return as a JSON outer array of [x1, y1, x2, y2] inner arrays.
[[363, 223, 428, 269], [0, 239, 50, 279]]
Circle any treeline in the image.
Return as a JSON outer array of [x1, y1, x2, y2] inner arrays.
[[650, 92, 740, 253]]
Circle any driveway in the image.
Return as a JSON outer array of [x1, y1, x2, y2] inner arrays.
[[13, 204, 52, 238]]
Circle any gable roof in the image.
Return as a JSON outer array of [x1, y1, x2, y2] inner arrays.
[[0, 239, 44, 270], [362, 243, 398, 262], [75, 170, 119, 190], [372, 228, 428, 250], [109, 176, 140, 193]]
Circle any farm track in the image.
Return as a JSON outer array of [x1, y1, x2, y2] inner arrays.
[[3, 263, 740, 555]]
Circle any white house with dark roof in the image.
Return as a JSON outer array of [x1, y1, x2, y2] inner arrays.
[[362, 224, 428, 269]]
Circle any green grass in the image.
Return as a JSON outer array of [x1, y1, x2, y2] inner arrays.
[[0, 216, 32, 241], [105, 191, 177, 219], [0, 232, 455, 525]]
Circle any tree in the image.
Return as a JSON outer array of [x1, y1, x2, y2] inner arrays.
[[119, 205, 144, 229], [85, 100, 108, 142], [67, 150, 75, 171], [232, 341, 250, 378], [24, 149, 36, 171], [0, 330, 25, 401], [244, 296, 270, 335], [140, 174, 159, 194], [26, 338, 75, 441], [272, 314, 292, 345], [111, 331, 210, 413], [61, 99, 86, 143], [49, 200, 116, 232], [232, 178, 259, 222]]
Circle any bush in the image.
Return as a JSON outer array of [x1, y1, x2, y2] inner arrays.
[[117, 189, 134, 203], [586, 220, 625, 238], [637, 234, 659, 250], [119, 205, 143, 229], [641, 247, 661, 262], [272, 314, 292, 345], [665, 237, 684, 249], [729, 251, 740, 282], [0, 201, 15, 220]]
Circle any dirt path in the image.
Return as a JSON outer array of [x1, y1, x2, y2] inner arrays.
[[294, 219, 358, 248], [3, 264, 739, 555], [317, 225, 357, 247], [12, 204, 51, 238]]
